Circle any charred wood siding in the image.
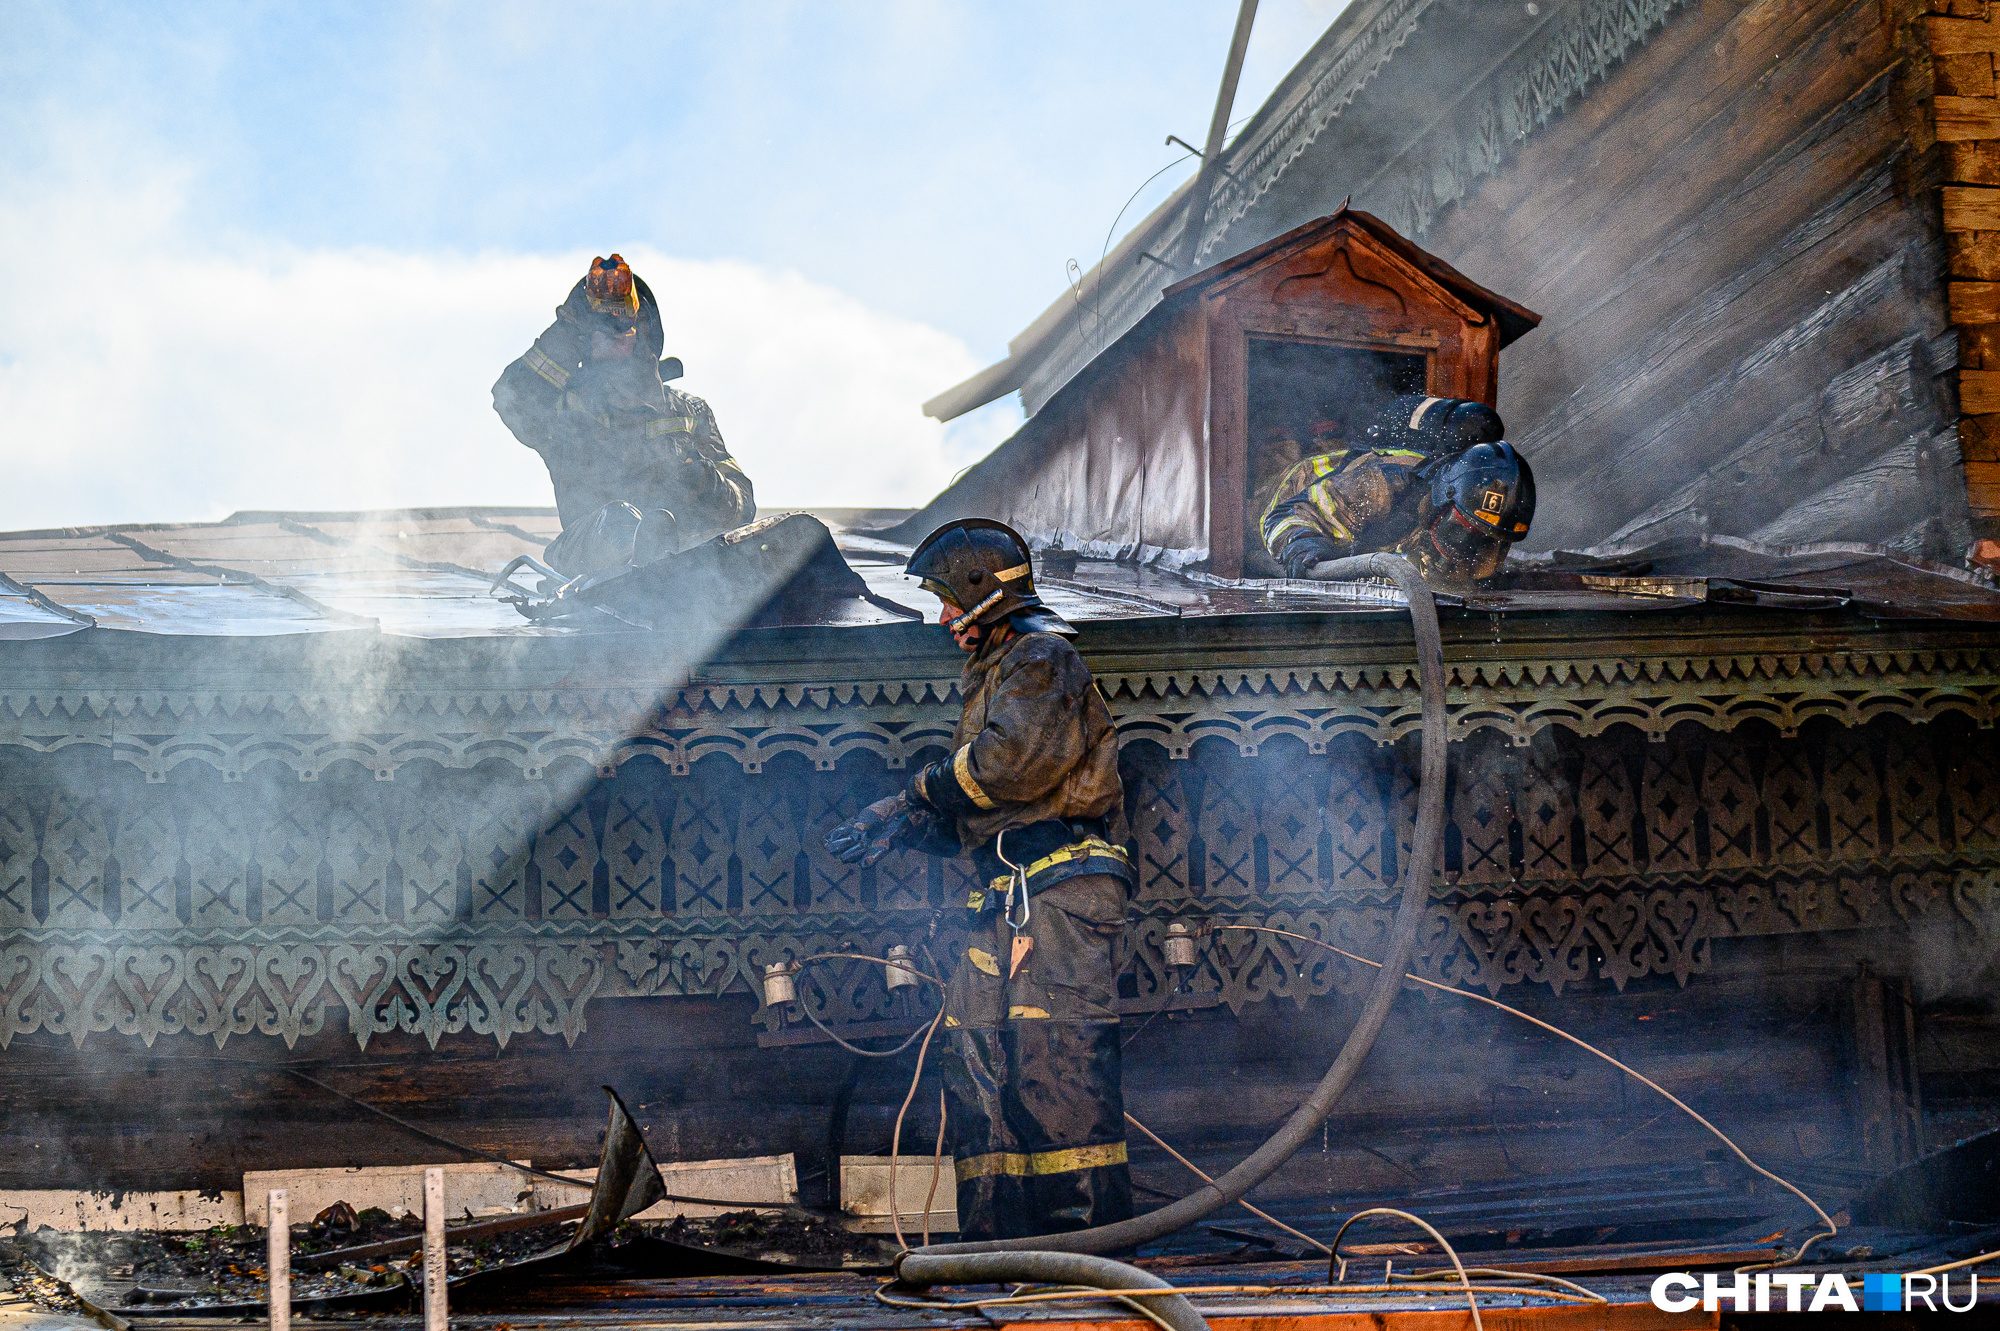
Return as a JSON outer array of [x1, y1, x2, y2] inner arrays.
[[1416, 0, 1967, 555]]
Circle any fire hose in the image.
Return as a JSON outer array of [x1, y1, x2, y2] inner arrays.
[[900, 553, 1446, 1276]]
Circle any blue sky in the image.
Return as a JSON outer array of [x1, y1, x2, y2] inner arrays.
[[0, 2, 1346, 524]]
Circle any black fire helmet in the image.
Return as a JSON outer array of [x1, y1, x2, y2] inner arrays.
[[905, 518, 1073, 634], [1430, 440, 1536, 543], [1368, 395, 1506, 455]]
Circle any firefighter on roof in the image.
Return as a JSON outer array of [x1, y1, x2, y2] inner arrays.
[[492, 254, 755, 575], [826, 519, 1135, 1240], [1260, 394, 1535, 583]]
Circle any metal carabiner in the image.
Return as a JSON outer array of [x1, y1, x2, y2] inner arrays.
[[994, 829, 1031, 934]]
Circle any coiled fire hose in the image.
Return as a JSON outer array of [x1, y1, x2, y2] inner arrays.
[[900, 554, 1446, 1284]]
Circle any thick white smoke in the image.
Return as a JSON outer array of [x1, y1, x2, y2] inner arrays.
[[0, 166, 1018, 529]]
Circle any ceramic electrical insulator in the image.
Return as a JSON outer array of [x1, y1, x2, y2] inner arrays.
[[1164, 921, 1198, 969], [762, 960, 798, 1006], [883, 944, 919, 992]]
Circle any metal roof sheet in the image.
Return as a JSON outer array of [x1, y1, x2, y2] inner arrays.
[[1, 510, 1995, 640]]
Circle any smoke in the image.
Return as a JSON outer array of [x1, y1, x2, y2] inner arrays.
[[0, 150, 1018, 532]]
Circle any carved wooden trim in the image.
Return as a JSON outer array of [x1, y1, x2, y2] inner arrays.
[[2, 645, 1995, 781]]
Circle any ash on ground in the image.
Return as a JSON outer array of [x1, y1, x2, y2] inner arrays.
[[0, 1204, 895, 1311], [6, 1204, 571, 1313], [641, 1210, 898, 1267]]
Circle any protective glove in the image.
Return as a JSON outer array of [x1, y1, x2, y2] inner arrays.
[[1281, 534, 1343, 579], [825, 792, 913, 867]]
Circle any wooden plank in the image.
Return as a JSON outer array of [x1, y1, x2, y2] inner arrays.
[[1403, 1247, 1780, 1277], [532, 1153, 797, 1219], [0, 1188, 244, 1232], [1951, 279, 2000, 322], [1935, 94, 2000, 139], [838, 1156, 958, 1233], [1947, 139, 2000, 183], [1441, 0, 1893, 314], [1448, 63, 1912, 466], [1499, 117, 1916, 483], [1524, 199, 1946, 542], [1946, 185, 2000, 228], [1948, 230, 2000, 280], [243, 1161, 535, 1225], [1599, 336, 1939, 546], [1960, 322, 2000, 367], [1962, 367, 2000, 411], [1929, 12, 2000, 54], [1934, 52, 1997, 98], [1964, 463, 2000, 514], [1959, 412, 2000, 459]]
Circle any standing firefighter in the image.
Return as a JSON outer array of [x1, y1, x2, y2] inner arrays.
[[1260, 394, 1534, 583], [826, 519, 1135, 1240], [492, 254, 755, 575]]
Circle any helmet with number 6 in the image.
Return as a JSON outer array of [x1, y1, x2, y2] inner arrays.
[[1415, 441, 1535, 580]]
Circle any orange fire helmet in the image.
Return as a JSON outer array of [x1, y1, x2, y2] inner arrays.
[[585, 254, 640, 318]]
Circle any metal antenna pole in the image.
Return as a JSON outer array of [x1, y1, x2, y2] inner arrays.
[[1172, 0, 1259, 272]]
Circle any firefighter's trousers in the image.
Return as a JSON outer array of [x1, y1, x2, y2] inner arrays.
[[941, 872, 1134, 1240]]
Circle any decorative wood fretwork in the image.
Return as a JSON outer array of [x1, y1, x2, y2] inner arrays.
[[3, 714, 1997, 1050], [2, 645, 1997, 783]]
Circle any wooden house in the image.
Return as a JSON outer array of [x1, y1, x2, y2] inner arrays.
[[7, 0, 2000, 1260], [922, 0, 1986, 566], [900, 209, 1538, 578]]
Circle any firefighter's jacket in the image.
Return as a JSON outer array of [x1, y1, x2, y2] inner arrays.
[[1260, 446, 1431, 578], [491, 300, 754, 544], [908, 629, 1134, 908]]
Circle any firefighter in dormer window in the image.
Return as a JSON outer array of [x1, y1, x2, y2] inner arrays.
[[492, 254, 755, 576], [1259, 394, 1535, 583]]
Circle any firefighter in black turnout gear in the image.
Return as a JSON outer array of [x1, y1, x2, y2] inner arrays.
[[826, 520, 1135, 1241], [492, 254, 755, 576], [1260, 394, 1535, 583]]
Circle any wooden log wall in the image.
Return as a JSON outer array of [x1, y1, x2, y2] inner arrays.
[[1420, 0, 1973, 555], [0, 949, 1977, 1244], [1930, 0, 2000, 518]]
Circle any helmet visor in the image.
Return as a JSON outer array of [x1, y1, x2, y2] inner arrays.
[[1432, 507, 1508, 578]]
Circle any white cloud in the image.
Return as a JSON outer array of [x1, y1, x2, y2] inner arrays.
[[0, 165, 1009, 530]]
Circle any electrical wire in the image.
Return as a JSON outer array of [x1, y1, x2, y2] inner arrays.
[[1329, 1208, 1484, 1331], [874, 1281, 1176, 1331], [923, 1089, 947, 1248], [1398, 1267, 1608, 1304], [793, 952, 945, 1057], [889, 1005, 948, 1252], [781, 951, 953, 1250], [874, 1279, 1604, 1311], [1908, 1249, 2000, 1277], [1086, 149, 1200, 347], [1121, 1112, 1330, 1255], [1219, 924, 1838, 1266]]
